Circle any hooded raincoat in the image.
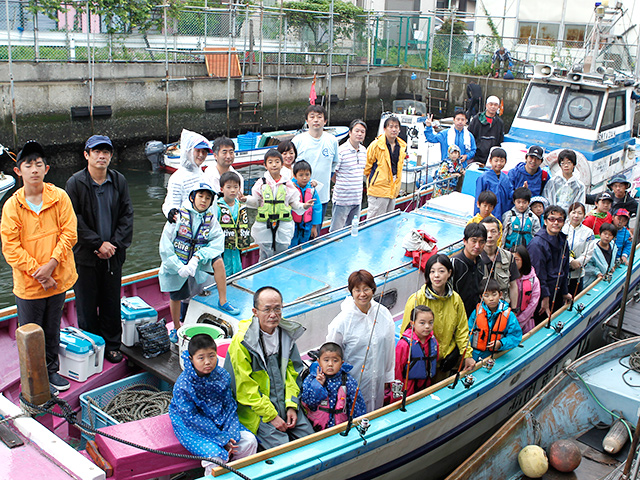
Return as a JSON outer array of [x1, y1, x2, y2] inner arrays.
[[562, 223, 595, 280], [162, 129, 212, 218], [169, 351, 248, 461], [402, 284, 472, 361], [326, 296, 395, 412], [158, 197, 224, 293], [542, 174, 586, 213]]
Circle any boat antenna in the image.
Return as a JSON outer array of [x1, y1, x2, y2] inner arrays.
[[450, 243, 499, 389], [547, 231, 569, 328], [343, 220, 406, 436]]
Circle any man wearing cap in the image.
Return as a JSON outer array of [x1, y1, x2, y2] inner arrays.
[[202, 136, 245, 197], [508, 145, 550, 197], [2, 141, 78, 391], [66, 135, 134, 364], [468, 96, 505, 166]]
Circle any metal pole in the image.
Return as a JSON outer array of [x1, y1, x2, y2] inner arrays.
[[5, 0, 18, 147], [344, 52, 349, 102], [447, 8, 454, 71], [87, 0, 94, 133], [364, 12, 372, 120], [615, 199, 640, 339], [226, 3, 233, 137], [327, 0, 334, 124], [33, 6, 39, 61], [276, 0, 283, 128], [204, 0, 208, 48], [164, 6, 170, 143]]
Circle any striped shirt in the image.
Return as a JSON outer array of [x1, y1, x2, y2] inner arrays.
[[332, 141, 366, 206]]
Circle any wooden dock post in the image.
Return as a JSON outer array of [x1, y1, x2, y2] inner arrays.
[[16, 324, 51, 406]]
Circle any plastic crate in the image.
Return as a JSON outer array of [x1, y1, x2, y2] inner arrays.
[[237, 132, 259, 150], [80, 372, 172, 438]]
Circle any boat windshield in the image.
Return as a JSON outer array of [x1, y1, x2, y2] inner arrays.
[[519, 84, 563, 122], [392, 100, 427, 116], [556, 89, 603, 130]]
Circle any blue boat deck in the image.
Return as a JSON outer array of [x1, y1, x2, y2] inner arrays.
[[191, 208, 467, 320]]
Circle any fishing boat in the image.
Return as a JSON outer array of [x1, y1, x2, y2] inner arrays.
[[145, 126, 350, 174], [446, 336, 640, 480]]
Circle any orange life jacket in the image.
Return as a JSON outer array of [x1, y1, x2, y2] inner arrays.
[[471, 304, 511, 352]]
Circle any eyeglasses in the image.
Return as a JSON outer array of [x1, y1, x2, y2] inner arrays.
[[560, 160, 573, 166], [257, 306, 282, 314], [352, 287, 374, 295], [547, 216, 565, 223]]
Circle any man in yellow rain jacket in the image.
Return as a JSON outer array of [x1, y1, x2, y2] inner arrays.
[[224, 286, 314, 449], [364, 116, 407, 219]]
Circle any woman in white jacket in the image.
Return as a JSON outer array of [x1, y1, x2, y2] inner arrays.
[[326, 270, 395, 412], [562, 202, 595, 296]]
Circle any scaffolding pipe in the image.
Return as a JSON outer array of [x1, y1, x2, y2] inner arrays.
[[226, 3, 233, 136], [5, 0, 18, 147], [164, 5, 170, 143], [276, 0, 284, 128], [327, 0, 334, 124]]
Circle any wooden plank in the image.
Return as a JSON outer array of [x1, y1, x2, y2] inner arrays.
[[204, 47, 241, 78], [120, 345, 182, 385]]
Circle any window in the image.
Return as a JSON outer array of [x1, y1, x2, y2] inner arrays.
[[518, 84, 563, 122], [565, 24, 588, 48], [556, 89, 603, 130], [518, 22, 559, 45], [601, 92, 626, 131]]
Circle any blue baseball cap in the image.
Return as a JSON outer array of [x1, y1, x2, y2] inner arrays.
[[85, 135, 113, 151]]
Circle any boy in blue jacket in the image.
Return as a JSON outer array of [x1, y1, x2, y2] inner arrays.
[[468, 278, 522, 361], [170, 334, 257, 476], [613, 209, 632, 265], [474, 147, 513, 221], [290, 160, 322, 247], [300, 342, 366, 431]]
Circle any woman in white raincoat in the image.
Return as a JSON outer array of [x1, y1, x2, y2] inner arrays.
[[326, 269, 395, 412]]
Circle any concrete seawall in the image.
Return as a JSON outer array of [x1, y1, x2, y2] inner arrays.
[[0, 62, 528, 169]]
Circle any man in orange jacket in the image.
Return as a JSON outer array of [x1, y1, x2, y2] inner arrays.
[[1, 141, 78, 392]]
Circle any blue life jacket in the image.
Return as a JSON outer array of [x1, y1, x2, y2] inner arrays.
[[401, 335, 438, 380], [173, 208, 214, 264], [504, 211, 536, 249]]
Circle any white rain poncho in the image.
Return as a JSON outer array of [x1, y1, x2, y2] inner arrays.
[[326, 296, 395, 412], [162, 129, 213, 217]]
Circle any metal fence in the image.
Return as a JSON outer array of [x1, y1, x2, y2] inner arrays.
[[0, 2, 636, 76]]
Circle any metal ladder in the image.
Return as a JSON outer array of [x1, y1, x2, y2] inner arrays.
[[238, 77, 263, 133]]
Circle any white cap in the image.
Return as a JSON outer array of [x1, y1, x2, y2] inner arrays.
[[486, 95, 500, 105]]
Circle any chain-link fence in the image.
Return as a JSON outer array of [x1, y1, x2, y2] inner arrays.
[[0, 2, 636, 77]]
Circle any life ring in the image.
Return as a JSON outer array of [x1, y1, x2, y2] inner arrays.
[[545, 148, 592, 188]]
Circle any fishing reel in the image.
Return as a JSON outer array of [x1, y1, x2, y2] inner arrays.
[[484, 358, 495, 372], [604, 272, 613, 282], [390, 380, 403, 399], [356, 418, 370, 446], [575, 303, 585, 314], [552, 321, 564, 335], [462, 374, 475, 389]]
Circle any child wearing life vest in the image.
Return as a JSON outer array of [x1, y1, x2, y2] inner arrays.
[[394, 305, 439, 396], [290, 160, 322, 247], [159, 183, 237, 341], [502, 187, 540, 249], [613, 209, 632, 265], [215, 172, 251, 276], [300, 342, 366, 431], [468, 278, 522, 361], [513, 246, 540, 334], [245, 149, 315, 260]]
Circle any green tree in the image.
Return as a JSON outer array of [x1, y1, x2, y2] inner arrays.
[[432, 16, 469, 70], [283, 0, 365, 51]]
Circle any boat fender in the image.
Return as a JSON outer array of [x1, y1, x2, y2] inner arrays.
[[548, 439, 581, 472], [603, 419, 630, 454], [518, 445, 548, 478]]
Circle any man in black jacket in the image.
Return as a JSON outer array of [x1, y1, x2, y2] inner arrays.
[[468, 95, 505, 166], [66, 135, 134, 363]]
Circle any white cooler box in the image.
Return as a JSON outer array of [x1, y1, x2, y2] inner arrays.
[[121, 296, 158, 347], [59, 327, 105, 382]]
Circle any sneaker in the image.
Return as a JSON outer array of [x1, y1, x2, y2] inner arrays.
[[105, 350, 123, 363], [49, 372, 70, 392], [218, 301, 240, 316], [169, 329, 179, 344]]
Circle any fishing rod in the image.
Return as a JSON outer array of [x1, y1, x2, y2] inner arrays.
[[342, 219, 407, 437], [450, 243, 499, 390], [567, 228, 593, 312], [546, 232, 569, 329]]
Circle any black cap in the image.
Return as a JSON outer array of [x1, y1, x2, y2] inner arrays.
[[526, 145, 544, 159], [16, 141, 45, 166], [595, 191, 613, 202]]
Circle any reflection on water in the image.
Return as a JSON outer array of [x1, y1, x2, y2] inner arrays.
[[0, 166, 170, 309]]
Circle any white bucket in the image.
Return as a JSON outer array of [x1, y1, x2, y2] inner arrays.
[[177, 324, 225, 369]]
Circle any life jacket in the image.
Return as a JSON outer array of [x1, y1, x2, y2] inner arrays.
[[516, 276, 534, 314], [291, 185, 314, 224], [256, 181, 292, 223], [173, 208, 215, 264], [400, 335, 437, 380], [303, 372, 349, 432], [218, 201, 251, 250], [504, 211, 535, 249], [470, 304, 511, 352]]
